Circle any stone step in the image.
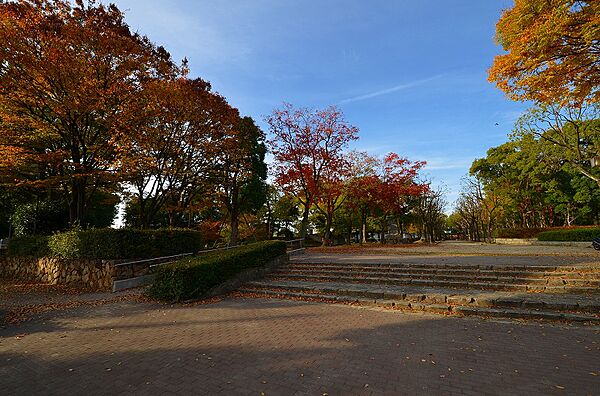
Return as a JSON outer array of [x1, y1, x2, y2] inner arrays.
[[238, 281, 600, 323], [286, 263, 600, 277], [288, 261, 600, 273], [268, 273, 600, 292], [245, 280, 600, 312], [275, 268, 600, 286]]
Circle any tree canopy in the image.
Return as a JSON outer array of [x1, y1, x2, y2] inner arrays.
[[489, 0, 600, 105]]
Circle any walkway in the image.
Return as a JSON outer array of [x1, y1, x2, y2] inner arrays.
[[1, 297, 599, 395]]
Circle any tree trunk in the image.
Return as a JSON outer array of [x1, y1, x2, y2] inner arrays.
[[360, 209, 367, 244], [380, 218, 387, 245], [322, 213, 333, 246], [230, 213, 239, 246], [265, 205, 273, 239], [300, 203, 310, 239], [229, 187, 240, 246], [69, 177, 86, 226], [346, 222, 352, 245]]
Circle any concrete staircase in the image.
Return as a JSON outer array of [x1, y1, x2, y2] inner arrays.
[[238, 259, 600, 323]]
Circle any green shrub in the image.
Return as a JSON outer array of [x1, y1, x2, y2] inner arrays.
[[6, 235, 51, 257], [11, 199, 69, 237], [148, 240, 287, 302], [537, 228, 600, 242], [8, 228, 203, 259]]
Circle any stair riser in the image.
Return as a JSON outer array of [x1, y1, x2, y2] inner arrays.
[[237, 289, 600, 323], [245, 285, 600, 314], [268, 274, 599, 292], [289, 262, 600, 272], [275, 270, 584, 284], [274, 270, 600, 286], [286, 266, 600, 278]]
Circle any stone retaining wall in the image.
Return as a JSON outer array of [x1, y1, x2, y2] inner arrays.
[[494, 238, 537, 245], [0, 256, 114, 290], [495, 238, 592, 247]]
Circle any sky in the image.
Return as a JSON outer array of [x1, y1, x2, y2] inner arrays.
[[109, 0, 526, 209]]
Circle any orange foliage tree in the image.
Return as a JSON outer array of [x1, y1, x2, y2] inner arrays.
[[0, 0, 176, 225], [119, 77, 236, 228], [488, 0, 599, 105]]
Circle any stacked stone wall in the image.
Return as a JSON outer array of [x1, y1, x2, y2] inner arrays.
[[0, 256, 114, 290]]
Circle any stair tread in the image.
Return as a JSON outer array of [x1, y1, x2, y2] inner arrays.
[[236, 288, 600, 322], [274, 271, 600, 285], [245, 279, 600, 308]]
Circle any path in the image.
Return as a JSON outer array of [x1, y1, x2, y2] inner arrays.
[[1, 297, 599, 395]]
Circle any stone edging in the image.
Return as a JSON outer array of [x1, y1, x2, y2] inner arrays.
[[495, 238, 592, 247]]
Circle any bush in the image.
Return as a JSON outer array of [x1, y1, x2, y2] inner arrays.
[[8, 228, 203, 259], [11, 199, 69, 237], [6, 235, 51, 257], [537, 228, 600, 242], [148, 240, 287, 302]]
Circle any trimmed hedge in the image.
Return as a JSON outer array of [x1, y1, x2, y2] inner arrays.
[[537, 228, 600, 242], [7, 228, 203, 259], [148, 240, 287, 302], [6, 235, 51, 257]]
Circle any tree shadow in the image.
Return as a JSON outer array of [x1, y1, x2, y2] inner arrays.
[[1, 297, 598, 395]]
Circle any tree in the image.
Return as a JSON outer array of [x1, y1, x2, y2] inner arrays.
[[313, 157, 349, 246], [516, 103, 600, 187], [0, 0, 176, 225], [415, 188, 447, 243], [378, 153, 427, 243], [267, 103, 358, 238], [468, 133, 600, 231], [217, 116, 267, 246], [489, 0, 600, 105], [272, 193, 300, 239], [120, 77, 233, 228], [345, 151, 427, 244]]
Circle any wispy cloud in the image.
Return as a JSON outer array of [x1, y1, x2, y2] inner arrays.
[[340, 74, 443, 104], [423, 157, 473, 170]]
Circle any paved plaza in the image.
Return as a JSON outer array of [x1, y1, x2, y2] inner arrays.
[[1, 243, 599, 395], [1, 295, 599, 395]]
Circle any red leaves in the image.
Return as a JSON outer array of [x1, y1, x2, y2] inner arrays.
[[347, 151, 427, 218], [267, 103, 358, 207]]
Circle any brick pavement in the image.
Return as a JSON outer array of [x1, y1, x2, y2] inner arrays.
[[1, 297, 599, 395]]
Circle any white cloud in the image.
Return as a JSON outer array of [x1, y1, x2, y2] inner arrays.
[[423, 157, 473, 170], [339, 74, 443, 104]]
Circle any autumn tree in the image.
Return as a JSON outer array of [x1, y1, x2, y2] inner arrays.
[[0, 0, 176, 225], [119, 77, 234, 228], [489, 0, 600, 105], [378, 153, 427, 243], [345, 151, 427, 244], [267, 103, 358, 238], [314, 156, 350, 246], [346, 151, 383, 244]]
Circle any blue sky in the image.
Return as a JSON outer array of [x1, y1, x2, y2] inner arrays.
[[110, 0, 526, 208]]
